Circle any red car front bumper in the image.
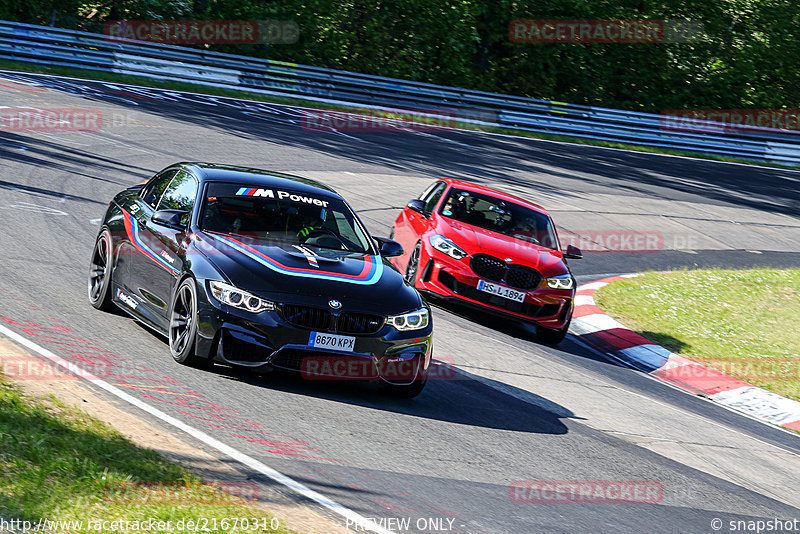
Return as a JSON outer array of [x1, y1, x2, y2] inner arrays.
[[411, 247, 574, 330]]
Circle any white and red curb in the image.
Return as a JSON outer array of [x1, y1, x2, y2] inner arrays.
[[570, 274, 800, 432]]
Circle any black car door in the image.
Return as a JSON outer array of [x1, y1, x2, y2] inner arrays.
[[137, 170, 199, 324], [121, 168, 179, 327]]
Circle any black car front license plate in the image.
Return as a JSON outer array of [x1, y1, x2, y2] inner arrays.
[[308, 332, 356, 352]]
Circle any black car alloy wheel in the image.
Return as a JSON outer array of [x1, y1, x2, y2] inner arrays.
[[88, 230, 114, 311], [169, 278, 205, 366]]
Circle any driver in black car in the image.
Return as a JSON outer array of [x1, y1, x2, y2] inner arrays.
[[293, 207, 325, 239]]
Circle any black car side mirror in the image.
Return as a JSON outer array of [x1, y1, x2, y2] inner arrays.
[[406, 199, 427, 215], [152, 209, 188, 230], [564, 244, 582, 260], [374, 237, 404, 257]]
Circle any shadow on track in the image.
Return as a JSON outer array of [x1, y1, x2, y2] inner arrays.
[[204, 361, 572, 436], [10, 72, 800, 218]]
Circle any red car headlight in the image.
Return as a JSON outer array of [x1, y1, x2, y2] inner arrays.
[[429, 234, 467, 260], [546, 274, 575, 290]]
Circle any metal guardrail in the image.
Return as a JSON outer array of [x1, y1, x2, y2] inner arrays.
[[1, 19, 799, 165]]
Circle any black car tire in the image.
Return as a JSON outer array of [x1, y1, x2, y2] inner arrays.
[[535, 319, 570, 345], [404, 242, 421, 287], [169, 278, 207, 367], [88, 230, 115, 311]]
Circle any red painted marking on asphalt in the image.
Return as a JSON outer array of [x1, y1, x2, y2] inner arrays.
[[233, 434, 341, 462], [0, 81, 47, 92], [0, 313, 342, 464], [111, 90, 157, 100], [372, 498, 418, 513]]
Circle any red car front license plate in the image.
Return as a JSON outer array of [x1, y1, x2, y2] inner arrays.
[[476, 280, 526, 303]]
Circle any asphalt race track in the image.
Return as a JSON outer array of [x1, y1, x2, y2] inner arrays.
[[1, 71, 799, 534]]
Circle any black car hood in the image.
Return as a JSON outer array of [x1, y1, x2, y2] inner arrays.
[[192, 231, 420, 313]]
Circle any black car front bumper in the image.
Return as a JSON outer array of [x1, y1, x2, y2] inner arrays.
[[194, 280, 433, 385]]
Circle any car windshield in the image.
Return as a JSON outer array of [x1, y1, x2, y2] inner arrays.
[[439, 188, 559, 250], [200, 183, 373, 254]]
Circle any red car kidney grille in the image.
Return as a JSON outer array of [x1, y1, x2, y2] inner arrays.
[[469, 253, 542, 290]]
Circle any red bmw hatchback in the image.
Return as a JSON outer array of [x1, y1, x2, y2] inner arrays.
[[390, 178, 582, 344]]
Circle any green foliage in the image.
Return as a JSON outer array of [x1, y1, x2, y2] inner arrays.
[[0, 377, 292, 532], [595, 269, 800, 401], [4, 0, 799, 111]]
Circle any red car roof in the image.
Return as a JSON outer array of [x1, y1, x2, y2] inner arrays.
[[440, 178, 550, 215]]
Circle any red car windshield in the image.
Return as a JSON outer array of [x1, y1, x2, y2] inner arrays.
[[439, 188, 559, 250]]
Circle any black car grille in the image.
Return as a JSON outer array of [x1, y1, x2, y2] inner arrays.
[[269, 348, 306, 371], [469, 254, 542, 290], [280, 305, 384, 335], [281, 304, 331, 330], [338, 312, 385, 334]]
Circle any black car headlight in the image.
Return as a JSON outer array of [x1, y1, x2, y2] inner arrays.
[[429, 234, 467, 260], [208, 280, 275, 313], [386, 308, 430, 331], [546, 274, 575, 290]]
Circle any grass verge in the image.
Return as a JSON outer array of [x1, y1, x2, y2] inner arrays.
[[0, 58, 793, 170], [594, 268, 800, 402], [0, 372, 293, 533]]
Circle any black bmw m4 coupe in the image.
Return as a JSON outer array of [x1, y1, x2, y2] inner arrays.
[[88, 163, 432, 397]]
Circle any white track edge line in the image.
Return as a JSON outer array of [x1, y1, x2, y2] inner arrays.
[[0, 322, 396, 534]]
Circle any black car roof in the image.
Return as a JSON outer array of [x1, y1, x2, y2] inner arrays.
[[174, 163, 342, 199]]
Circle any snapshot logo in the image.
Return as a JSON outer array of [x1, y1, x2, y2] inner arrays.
[[558, 230, 664, 254], [0, 352, 109, 380], [661, 109, 800, 134], [0, 108, 102, 132], [300, 356, 455, 381], [509, 480, 663, 504], [301, 109, 456, 133], [509, 19, 704, 43], [105, 481, 258, 505], [103, 20, 298, 45]]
